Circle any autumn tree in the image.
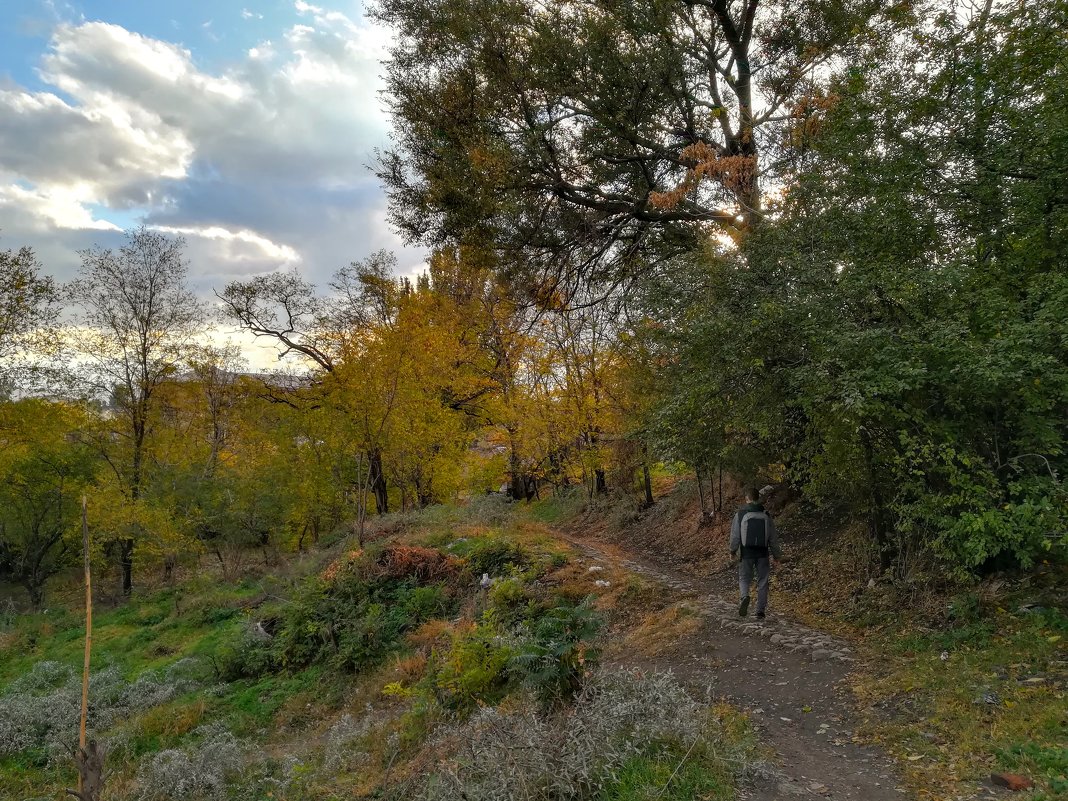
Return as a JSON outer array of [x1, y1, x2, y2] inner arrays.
[[0, 399, 96, 608], [0, 243, 60, 388], [219, 253, 400, 513], [69, 227, 205, 595]]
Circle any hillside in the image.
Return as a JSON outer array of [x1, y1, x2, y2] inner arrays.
[[2, 486, 1064, 800], [1, 495, 748, 801]]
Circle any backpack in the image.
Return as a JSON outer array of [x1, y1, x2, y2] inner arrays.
[[739, 511, 770, 549]]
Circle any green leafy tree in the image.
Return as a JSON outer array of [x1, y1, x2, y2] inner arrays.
[[0, 399, 96, 608], [639, 0, 1067, 575], [374, 0, 894, 281]]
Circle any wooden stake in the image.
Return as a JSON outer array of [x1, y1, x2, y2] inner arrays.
[[79, 496, 92, 793], [65, 504, 107, 798]]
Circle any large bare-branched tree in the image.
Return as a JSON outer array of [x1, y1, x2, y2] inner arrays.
[[70, 227, 204, 595]]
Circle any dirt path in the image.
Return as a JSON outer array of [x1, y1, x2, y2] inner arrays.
[[559, 529, 913, 801]]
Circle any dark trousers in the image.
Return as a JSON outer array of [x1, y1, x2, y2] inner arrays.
[[739, 557, 771, 614]]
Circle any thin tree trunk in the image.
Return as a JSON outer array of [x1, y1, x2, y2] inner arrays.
[[695, 464, 709, 520], [76, 497, 98, 799], [356, 452, 368, 546], [860, 428, 894, 572], [642, 462, 654, 509], [119, 539, 133, 597]]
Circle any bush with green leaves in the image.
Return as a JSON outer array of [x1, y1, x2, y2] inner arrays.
[[219, 553, 459, 679], [508, 598, 601, 706], [448, 535, 531, 576], [425, 621, 515, 713]]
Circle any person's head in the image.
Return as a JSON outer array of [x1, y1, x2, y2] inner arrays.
[[745, 486, 760, 503]]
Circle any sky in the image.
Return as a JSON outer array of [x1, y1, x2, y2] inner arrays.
[[0, 0, 426, 354]]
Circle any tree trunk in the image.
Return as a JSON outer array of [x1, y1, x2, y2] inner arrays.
[[695, 464, 709, 521], [25, 580, 44, 611], [508, 428, 526, 501], [119, 539, 133, 597], [368, 449, 388, 514], [860, 428, 895, 573], [594, 468, 607, 495], [641, 462, 654, 509], [123, 416, 146, 597], [68, 741, 105, 801]]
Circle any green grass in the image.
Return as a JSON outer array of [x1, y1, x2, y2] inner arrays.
[[0, 578, 265, 690], [525, 491, 585, 525], [597, 751, 733, 801], [856, 605, 1067, 799], [214, 665, 337, 733]]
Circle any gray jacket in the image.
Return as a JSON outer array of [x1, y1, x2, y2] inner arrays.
[[729, 502, 782, 559]]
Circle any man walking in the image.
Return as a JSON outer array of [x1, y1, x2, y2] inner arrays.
[[729, 487, 782, 619]]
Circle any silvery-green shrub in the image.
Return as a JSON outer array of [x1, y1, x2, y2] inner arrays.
[[0, 658, 200, 761], [136, 722, 244, 800], [414, 668, 730, 801]]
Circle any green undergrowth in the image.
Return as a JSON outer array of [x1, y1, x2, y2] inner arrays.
[[855, 601, 1067, 800], [770, 502, 1068, 801], [0, 576, 264, 687], [598, 751, 732, 801]]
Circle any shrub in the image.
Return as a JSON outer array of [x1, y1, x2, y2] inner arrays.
[[323, 713, 375, 772], [428, 622, 514, 714], [214, 627, 276, 681], [369, 544, 461, 584], [0, 659, 201, 762], [465, 494, 512, 526], [508, 598, 601, 706], [456, 537, 530, 576], [413, 669, 758, 801], [226, 560, 459, 677], [488, 576, 532, 625], [136, 722, 244, 800]]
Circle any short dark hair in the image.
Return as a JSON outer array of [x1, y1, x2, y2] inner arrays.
[[745, 486, 760, 502]]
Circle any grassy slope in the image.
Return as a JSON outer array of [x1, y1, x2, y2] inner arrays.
[[0, 498, 755, 801], [772, 505, 1068, 801]]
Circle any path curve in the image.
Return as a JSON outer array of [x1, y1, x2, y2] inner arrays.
[[559, 528, 913, 801]]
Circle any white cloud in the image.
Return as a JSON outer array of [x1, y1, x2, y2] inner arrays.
[[152, 224, 300, 265], [0, 7, 415, 292], [0, 182, 120, 231]]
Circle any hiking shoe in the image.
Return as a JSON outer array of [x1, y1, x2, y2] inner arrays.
[[738, 596, 750, 617], [756, 612, 766, 620]]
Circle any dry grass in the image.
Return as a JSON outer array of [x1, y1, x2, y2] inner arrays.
[[135, 698, 208, 740], [617, 602, 705, 658]]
